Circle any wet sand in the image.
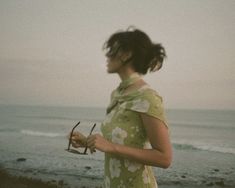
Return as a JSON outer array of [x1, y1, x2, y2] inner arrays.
[[1, 167, 234, 188], [1, 148, 235, 188], [0, 168, 63, 188]]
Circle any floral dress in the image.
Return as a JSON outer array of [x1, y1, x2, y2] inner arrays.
[[101, 73, 168, 188]]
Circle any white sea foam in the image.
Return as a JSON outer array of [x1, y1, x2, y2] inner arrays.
[[21, 130, 63, 137], [195, 145, 235, 155], [173, 140, 235, 155]]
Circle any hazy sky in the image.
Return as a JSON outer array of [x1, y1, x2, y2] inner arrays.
[[0, 0, 234, 109]]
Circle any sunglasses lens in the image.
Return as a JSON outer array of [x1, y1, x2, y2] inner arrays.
[[105, 41, 121, 58]]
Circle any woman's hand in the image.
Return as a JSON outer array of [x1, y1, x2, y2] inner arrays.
[[68, 131, 87, 148], [87, 134, 115, 153]]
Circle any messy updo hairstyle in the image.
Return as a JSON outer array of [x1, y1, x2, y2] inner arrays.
[[103, 27, 166, 75]]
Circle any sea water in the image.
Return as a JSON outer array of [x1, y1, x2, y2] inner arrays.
[[0, 105, 234, 186]]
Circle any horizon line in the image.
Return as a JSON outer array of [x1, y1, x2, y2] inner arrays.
[[0, 103, 234, 111]]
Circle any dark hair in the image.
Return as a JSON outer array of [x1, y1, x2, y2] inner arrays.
[[103, 27, 166, 74]]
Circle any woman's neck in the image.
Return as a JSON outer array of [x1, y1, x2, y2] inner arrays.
[[118, 67, 137, 81]]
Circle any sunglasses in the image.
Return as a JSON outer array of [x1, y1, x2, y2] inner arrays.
[[105, 42, 122, 58], [66, 121, 96, 155]]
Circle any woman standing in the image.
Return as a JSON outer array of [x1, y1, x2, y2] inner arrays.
[[71, 28, 172, 188]]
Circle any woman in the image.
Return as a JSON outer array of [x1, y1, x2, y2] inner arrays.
[[70, 28, 172, 188]]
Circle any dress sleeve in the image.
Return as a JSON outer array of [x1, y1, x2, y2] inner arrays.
[[129, 89, 168, 128]]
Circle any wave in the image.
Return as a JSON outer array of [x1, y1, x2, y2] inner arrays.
[[21, 130, 64, 138], [17, 115, 76, 121], [16, 115, 103, 123], [169, 121, 235, 129], [19, 130, 235, 155], [173, 142, 235, 155]]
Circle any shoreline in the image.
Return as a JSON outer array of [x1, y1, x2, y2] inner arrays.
[[0, 168, 66, 188], [1, 149, 235, 188], [0, 167, 103, 188], [1, 167, 235, 188]]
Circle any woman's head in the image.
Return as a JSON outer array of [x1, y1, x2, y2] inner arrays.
[[103, 27, 166, 75]]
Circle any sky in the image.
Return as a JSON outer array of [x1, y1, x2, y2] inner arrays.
[[0, 0, 234, 110]]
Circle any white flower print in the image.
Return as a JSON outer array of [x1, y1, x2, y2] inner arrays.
[[117, 180, 126, 188], [131, 126, 139, 132], [119, 102, 127, 109], [144, 141, 151, 149], [111, 127, 127, 145], [104, 176, 110, 188], [124, 159, 142, 173], [131, 99, 150, 113], [116, 102, 126, 119], [142, 168, 151, 184], [109, 158, 121, 179]]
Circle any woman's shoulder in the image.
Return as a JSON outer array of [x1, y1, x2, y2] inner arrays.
[[125, 85, 166, 119], [138, 85, 163, 102]]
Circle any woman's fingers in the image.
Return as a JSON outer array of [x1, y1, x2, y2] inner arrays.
[[87, 135, 97, 147], [72, 137, 86, 147], [71, 141, 80, 148], [68, 131, 87, 148], [68, 132, 111, 153], [87, 135, 96, 153]]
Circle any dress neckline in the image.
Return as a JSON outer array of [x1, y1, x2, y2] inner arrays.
[[106, 73, 151, 114], [117, 73, 142, 93]]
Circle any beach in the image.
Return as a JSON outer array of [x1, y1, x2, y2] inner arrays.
[[0, 105, 235, 187], [1, 148, 234, 188], [0, 148, 235, 188]]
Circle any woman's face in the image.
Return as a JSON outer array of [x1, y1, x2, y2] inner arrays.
[[106, 53, 123, 73], [105, 41, 123, 73]]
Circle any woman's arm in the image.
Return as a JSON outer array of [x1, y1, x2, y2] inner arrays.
[[87, 114, 172, 168]]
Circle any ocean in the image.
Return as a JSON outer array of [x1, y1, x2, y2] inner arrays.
[[0, 105, 235, 187]]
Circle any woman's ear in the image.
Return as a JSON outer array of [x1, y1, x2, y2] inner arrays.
[[120, 51, 132, 63]]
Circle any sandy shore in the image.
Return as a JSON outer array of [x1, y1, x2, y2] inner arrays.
[[0, 168, 63, 188], [1, 148, 235, 188], [0, 167, 102, 188], [1, 167, 234, 188]]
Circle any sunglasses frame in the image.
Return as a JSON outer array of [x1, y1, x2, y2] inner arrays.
[[66, 121, 96, 155], [105, 42, 122, 58]]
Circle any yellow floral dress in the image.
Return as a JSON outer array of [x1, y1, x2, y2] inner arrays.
[[101, 73, 168, 188]]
